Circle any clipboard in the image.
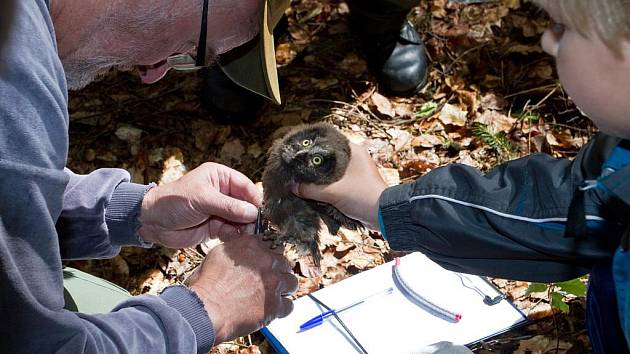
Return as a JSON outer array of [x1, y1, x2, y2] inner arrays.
[[262, 252, 527, 354]]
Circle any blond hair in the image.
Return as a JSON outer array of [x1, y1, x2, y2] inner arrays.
[[531, 0, 630, 45]]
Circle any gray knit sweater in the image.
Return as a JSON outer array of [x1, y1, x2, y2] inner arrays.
[[0, 1, 214, 352]]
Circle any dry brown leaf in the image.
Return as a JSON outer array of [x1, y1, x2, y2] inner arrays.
[[115, 125, 143, 144], [159, 153, 187, 185], [476, 110, 516, 133], [506, 43, 543, 54], [545, 131, 561, 147], [275, 43, 297, 65], [371, 92, 396, 117], [514, 335, 572, 354], [238, 345, 261, 354], [480, 93, 508, 111], [411, 134, 443, 148], [298, 259, 322, 278], [342, 130, 368, 145], [219, 139, 245, 162], [338, 228, 364, 244], [311, 77, 338, 90], [439, 103, 468, 126], [404, 159, 436, 174], [343, 251, 374, 270], [528, 62, 554, 79], [96, 151, 117, 162], [526, 302, 555, 320], [393, 102, 415, 118], [337, 53, 368, 77], [387, 128, 412, 151], [378, 167, 400, 186], [247, 143, 263, 158], [200, 238, 222, 255], [319, 224, 342, 247], [335, 243, 355, 253], [139, 268, 169, 295]]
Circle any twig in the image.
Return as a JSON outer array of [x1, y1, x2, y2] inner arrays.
[[504, 83, 560, 99], [445, 43, 487, 73], [71, 86, 183, 122], [547, 122, 590, 132]]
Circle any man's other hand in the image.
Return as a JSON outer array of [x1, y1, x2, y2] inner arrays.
[[138, 162, 262, 248], [187, 235, 298, 344]]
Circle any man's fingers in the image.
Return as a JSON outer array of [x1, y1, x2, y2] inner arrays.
[[278, 272, 299, 296], [208, 218, 241, 241], [225, 169, 263, 207], [238, 222, 256, 236], [200, 193, 259, 224], [271, 256, 292, 273], [277, 297, 295, 319]]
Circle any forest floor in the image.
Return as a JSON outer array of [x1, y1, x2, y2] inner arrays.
[[66, 0, 596, 353]]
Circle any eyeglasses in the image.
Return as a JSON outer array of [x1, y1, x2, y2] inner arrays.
[[166, 0, 209, 71]]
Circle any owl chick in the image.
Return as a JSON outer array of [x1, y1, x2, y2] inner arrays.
[[262, 123, 363, 267]]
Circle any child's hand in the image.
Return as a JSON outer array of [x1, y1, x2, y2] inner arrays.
[[294, 143, 387, 231]]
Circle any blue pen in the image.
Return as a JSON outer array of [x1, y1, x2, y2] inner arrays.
[[298, 287, 394, 332]]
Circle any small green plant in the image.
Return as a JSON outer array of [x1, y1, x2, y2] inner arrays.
[[514, 110, 541, 124], [525, 278, 587, 313], [471, 122, 516, 162], [415, 101, 438, 119]]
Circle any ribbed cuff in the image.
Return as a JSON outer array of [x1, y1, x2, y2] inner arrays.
[[106, 182, 155, 248], [378, 184, 417, 251], [377, 208, 388, 240], [160, 285, 215, 353]]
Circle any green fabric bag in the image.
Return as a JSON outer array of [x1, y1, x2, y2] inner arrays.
[[63, 267, 130, 314]]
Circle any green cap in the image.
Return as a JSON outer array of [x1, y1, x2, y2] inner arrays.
[[219, 0, 290, 105]]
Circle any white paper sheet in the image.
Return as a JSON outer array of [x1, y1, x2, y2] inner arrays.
[[263, 252, 527, 354]]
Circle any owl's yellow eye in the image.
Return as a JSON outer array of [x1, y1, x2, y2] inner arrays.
[[312, 155, 323, 165], [301, 139, 312, 146]]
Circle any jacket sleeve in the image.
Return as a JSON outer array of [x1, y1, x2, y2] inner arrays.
[[379, 134, 622, 282], [57, 168, 154, 259]]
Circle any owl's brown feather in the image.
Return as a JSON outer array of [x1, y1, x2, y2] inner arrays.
[[262, 123, 362, 266]]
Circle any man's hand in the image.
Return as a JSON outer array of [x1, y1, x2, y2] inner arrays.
[[294, 143, 387, 231], [139, 162, 262, 248], [187, 235, 298, 344]]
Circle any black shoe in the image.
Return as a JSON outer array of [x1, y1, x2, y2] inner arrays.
[[348, 0, 428, 95], [200, 66, 266, 125], [373, 21, 428, 95]]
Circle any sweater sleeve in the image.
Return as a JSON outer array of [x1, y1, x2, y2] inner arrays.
[[57, 168, 154, 260], [379, 134, 622, 282], [0, 1, 214, 352]]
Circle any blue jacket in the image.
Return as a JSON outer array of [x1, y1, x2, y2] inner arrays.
[[379, 133, 629, 282]]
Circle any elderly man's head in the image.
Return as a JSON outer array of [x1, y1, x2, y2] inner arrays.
[[51, 0, 261, 89]]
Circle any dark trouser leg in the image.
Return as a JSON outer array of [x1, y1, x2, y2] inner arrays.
[[347, 0, 418, 35], [586, 263, 630, 354], [347, 0, 427, 94]]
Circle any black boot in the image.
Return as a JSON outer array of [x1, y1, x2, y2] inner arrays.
[[348, 0, 428, 95]]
